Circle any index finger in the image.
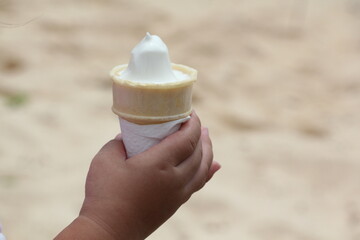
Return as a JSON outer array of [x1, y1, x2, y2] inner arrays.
[[133, 111, 202, 167]]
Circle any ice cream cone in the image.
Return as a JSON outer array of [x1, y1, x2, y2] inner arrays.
[[111, 63, 197, 125], [110, 33, 197, 157]]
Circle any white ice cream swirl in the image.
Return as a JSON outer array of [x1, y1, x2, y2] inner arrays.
[[120, 32, 188, 83]]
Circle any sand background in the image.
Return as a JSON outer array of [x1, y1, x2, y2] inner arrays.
[[1, 0, 360, 239]]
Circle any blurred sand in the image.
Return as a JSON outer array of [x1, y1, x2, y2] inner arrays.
[[1, 0, 360, 239]]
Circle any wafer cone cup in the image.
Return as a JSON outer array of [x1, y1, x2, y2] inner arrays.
[[111, 63, 197, 125]]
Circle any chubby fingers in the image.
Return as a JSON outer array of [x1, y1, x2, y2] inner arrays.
[[176, 136, 203, 182], [136, 112, 202, 167], [184, 127, 217, 195]]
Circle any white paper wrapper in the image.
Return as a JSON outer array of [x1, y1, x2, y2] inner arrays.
[[119, 116, 190, 158]]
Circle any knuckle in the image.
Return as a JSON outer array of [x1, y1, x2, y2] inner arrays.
[[156, 160, 172, 172], [181, 135, 199, 157], [188, 135, 198, 153], [195, 176, 207, 192], [182, 184, 196, 203]]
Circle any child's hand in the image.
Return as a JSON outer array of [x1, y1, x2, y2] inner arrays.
[[55, 112, 220, 240]]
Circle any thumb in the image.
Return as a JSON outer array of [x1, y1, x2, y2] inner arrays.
[[95, 138, 127, 164]]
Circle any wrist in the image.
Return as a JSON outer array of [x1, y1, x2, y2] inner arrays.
[[79, 199, 146, 240], [55, 216, 117, 240]]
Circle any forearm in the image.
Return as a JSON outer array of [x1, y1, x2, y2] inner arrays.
[[54, 216, 116, 240]]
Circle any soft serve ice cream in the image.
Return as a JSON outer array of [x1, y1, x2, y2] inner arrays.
[[120, 32, 189, 83], [111, 33, 197, 125], [111, 33, 197, 157]]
